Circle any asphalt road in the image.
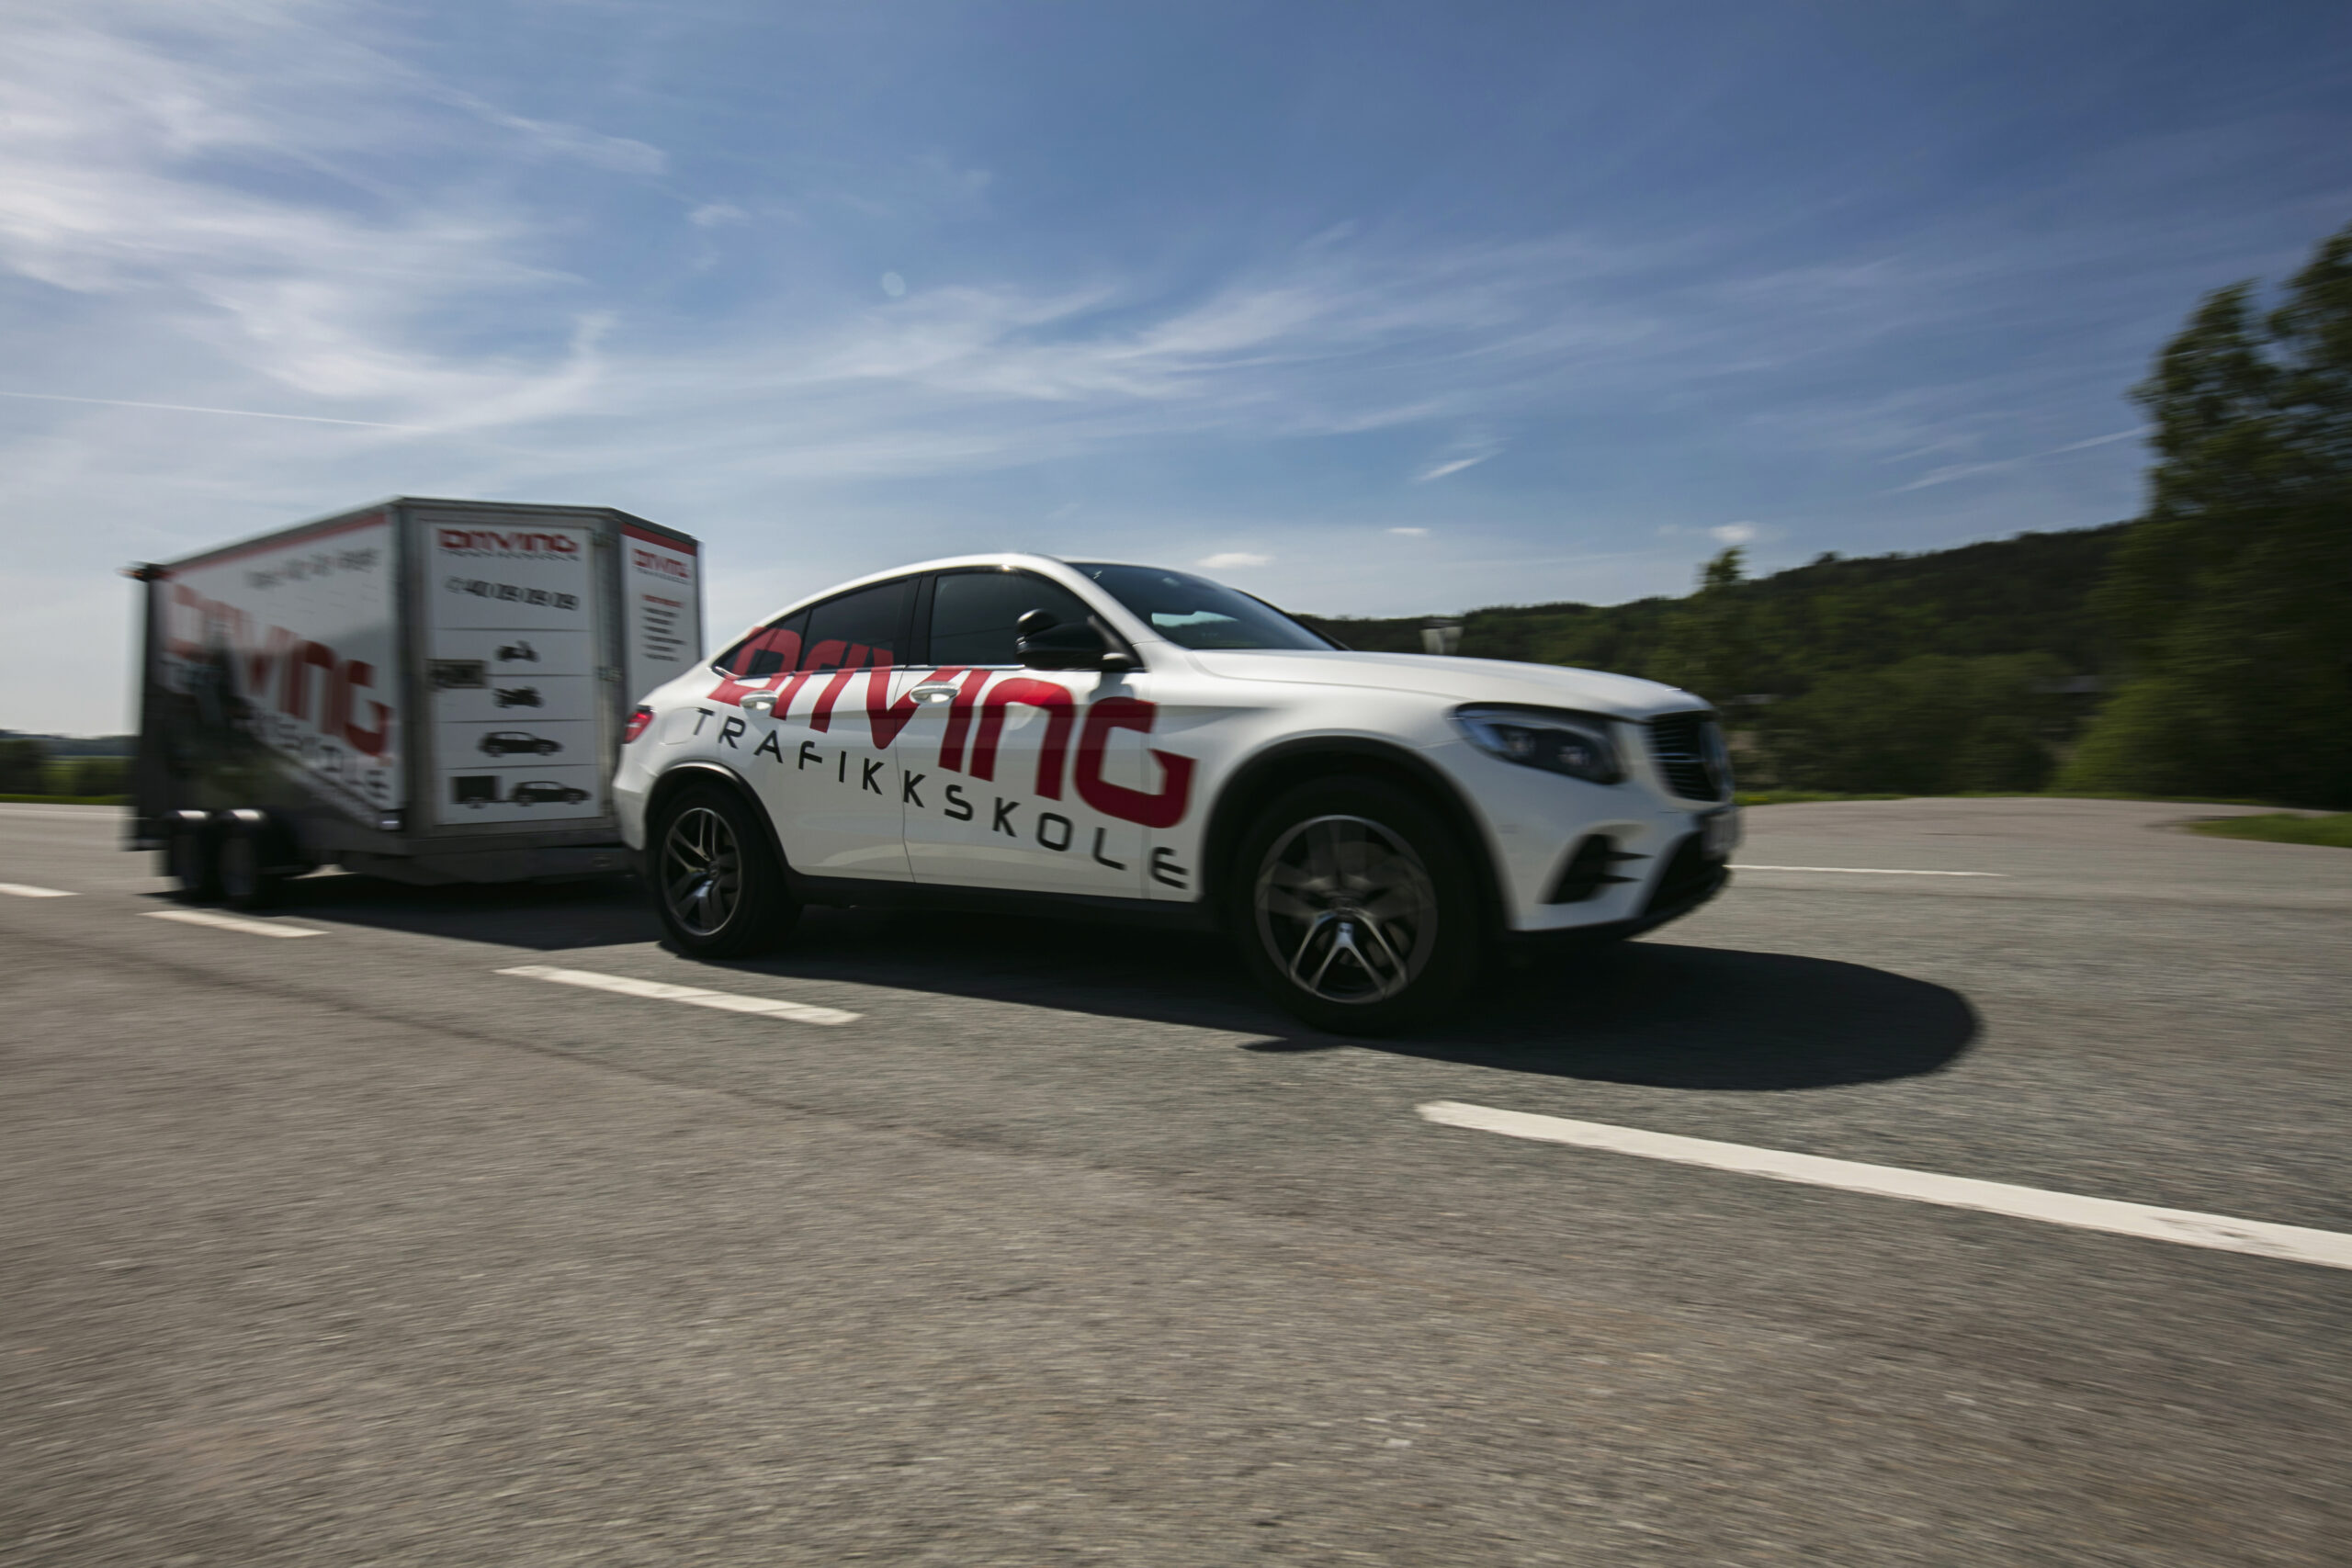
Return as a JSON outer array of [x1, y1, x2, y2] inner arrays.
[[3, 797, 2346, 1566]]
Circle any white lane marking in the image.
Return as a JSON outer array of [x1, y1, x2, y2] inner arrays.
[[1731, 863, 2005, 876], [1418, 1101, 2352, 1273], [0, 807, 124, 819], [145, 908, 325, 939], [498, 964, 859, 1026], [0, 882, 76, 897]]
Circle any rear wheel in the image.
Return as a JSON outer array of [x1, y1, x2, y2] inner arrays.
[[165, 816, 220, 903], [219, 815, 291, 911], [649, 784, 798, 958], [1227, 776, 1485, 1034]]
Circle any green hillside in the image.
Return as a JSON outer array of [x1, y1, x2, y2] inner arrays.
[[1297, 525, 2127, 795], [1301, 524, 2123, 682]]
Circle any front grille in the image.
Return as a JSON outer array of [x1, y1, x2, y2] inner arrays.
[[1647, 711, 1729, 801]]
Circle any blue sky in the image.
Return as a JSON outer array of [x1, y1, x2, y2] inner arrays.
[[4, 0, 2349, 731]]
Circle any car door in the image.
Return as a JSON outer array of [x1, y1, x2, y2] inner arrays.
[[720, 575, 919, 882], [895, 569, 1160, 897]]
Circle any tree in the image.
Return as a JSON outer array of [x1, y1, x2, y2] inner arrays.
[[1760, 654, 2064, 795], [1652, 547, 1761, 702], [2062, 222, 2352, 807]]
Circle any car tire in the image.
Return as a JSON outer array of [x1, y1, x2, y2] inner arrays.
[[220, 814, 290, 911], [1227, 775, 1485, 1035], [648, 783, 798, 958], [165, 816, 221, 903]]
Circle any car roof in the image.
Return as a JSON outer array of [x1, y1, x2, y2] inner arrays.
[[729, 552, 1176, 649]]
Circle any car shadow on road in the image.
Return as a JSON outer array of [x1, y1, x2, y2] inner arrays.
[[258, 874, 1976, 1091], [1330, 941, 1979, 1090], [243, 871, 661, 951]]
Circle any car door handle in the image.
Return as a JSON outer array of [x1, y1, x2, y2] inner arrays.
[[740, 691, 776, 714], [908, 682, 961, 705]]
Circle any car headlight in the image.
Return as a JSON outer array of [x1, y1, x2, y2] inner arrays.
[[1453, 704, 1623, 784]]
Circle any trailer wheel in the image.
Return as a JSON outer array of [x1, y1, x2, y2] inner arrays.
[[166, 815, 221, 903], [649, 784, 798, 958], [220, 813, 291, 911]]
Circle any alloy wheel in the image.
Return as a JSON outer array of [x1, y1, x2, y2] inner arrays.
[[662, 806, 742, 937], [1252, 814, 1437, 1005]]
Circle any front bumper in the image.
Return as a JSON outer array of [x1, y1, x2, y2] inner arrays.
[[1500, 830, 1731, 952], [1431, 734, 1733, 934]]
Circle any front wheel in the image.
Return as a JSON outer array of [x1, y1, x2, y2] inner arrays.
[[648, 784, 798, 958], [1227, 777, 1486, 1034]]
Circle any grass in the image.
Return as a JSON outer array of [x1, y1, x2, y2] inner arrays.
[[0, 793, 130, 806], [2183, 812, 2352, 849]]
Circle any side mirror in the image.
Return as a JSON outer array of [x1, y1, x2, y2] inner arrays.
[[1016, 610, 1127, 671]]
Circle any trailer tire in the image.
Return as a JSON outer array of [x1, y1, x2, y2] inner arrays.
[[220, 814, 291, 911], [648, 784, 798, 958], [166, 815, 221, 903]]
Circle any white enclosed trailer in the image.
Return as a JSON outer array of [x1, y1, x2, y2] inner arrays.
[[128, 498, 703, 904]]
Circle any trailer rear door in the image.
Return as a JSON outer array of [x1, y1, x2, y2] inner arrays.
[[419, 513, 609, 829]]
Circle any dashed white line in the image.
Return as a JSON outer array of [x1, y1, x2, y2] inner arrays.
[[1417, 1100, 2352, 1273], [1731, 863, 2005, 876], [0, 882, 76, 897], [498, 964, 860, 1026], [146, 908, 326, 938]]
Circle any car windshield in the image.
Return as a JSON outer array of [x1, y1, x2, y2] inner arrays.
[[1071, 563, 1335, 651]]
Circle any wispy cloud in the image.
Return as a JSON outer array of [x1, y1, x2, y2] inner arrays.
[[1415, 434, 1504, 482], [1388, 526, 1430, 536], [479, 109, 666, 175], [1710, 521, 1758, 545], [1885, 428, 2148, 493], [1418, 453, 1491, 481], [1199, 551, 1272, 570], [0, 390, 422, 429]]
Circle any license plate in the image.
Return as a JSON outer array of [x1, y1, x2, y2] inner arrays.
[[1700, 807, 1741, 857]]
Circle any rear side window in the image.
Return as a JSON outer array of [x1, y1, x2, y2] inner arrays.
[[799, 578, 912, 671], [928, 570, 1097, 667], [713, 577, 914, 676], [716, 610, 808, 678]]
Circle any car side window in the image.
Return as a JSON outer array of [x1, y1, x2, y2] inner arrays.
[[928, 570, 1096, 667], [716, 609, 808, 678], [800, 578, 913, 671]]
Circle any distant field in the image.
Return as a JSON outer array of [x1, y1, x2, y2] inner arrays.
[[2185, 812, 2352, 849]]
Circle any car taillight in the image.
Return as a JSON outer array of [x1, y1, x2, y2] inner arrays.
[[622, 705, 654, 744]]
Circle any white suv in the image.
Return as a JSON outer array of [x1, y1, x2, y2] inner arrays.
[[616, 554, 1736, 1032]]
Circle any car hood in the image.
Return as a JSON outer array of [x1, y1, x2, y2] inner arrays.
[[1183, 649, 1702, 718]]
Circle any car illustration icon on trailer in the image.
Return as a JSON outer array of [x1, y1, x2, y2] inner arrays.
[[614, 554, 1736, 1032], [512, 780, 591, 806], [481, 730, 562, 757]]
